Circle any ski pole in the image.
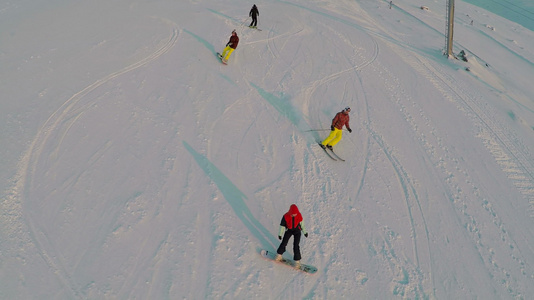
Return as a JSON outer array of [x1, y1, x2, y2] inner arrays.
[[240, 17, 249, 28], [305, 129, 349, 132]]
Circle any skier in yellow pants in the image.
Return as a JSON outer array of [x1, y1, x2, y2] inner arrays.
[[321, 107, 352, 150], [220, 30, 239, 63]]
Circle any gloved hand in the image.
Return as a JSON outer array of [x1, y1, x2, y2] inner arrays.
[[278, 236, 282, 240], [348, 128, 352, 133], [331, 125, 335, 131], [304, 233, 308, 238]]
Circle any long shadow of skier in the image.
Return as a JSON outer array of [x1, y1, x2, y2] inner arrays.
[[250, 82, 322, 142], [183, 141, 277, 250], [183, 29, 220, 60]]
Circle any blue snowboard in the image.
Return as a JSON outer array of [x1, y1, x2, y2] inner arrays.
[[260, 249, 317, 274]]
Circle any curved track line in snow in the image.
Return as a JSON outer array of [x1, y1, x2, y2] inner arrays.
[[301, 31, 379, 129], [242, 27, 305, 47], [27, 26, 179, 185], [362, 85, 433, 298], [411, 52, 534, 218], [1, 23, 180, 298], [382, 38, 534, 296], [287, 6, 431, 294], [348, 2, 534, 294], [355, 39, 436, 299]]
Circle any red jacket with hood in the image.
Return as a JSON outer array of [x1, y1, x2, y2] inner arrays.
[[279, 204, 307, 235]]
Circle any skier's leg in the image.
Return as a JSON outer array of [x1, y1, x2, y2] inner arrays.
[[321, 129, 336, 146], [329, 130, 343, 146], [293, 231, 302, 261], [322, 128, 339, 146]]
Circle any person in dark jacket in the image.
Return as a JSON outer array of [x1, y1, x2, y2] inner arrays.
[[220, 30, 239, 63], [276, 204, 308, 264], [249, 4, 259, 28], [320, 106, 352, 150]]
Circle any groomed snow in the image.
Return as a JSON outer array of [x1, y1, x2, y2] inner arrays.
[[1, 0, 534, 299]]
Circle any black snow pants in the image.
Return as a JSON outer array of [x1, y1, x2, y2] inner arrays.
[[250, 15, 258, 27], [277, 229, 302, 261]]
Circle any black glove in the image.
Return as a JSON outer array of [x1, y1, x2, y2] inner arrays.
[[304, 233, 308, 238], [278, 236, 282, 240], [348, 128, 352, 133], [331, 125, 335, 131]]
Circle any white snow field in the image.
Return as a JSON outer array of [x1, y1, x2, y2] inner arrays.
[[1, 0, 534, 299]]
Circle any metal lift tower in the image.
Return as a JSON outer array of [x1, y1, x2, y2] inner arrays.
[[445, 0, 455, 57]]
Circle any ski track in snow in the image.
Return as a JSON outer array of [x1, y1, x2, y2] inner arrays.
[[370, 34, 534, 299], [1, 20, 180, 298], [292, 0, 533, 297], [415, 56, 534, 297], [239, 0, 533, 298], [359, 50, 432, 298], [267, 3, 434, 297], [391, 0, 534, 216], [280, 2, 434, 297], [2, 0, 534, 299]]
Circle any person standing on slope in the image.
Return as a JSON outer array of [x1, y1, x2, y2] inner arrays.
[[276, 204, 308, 265], [249, 4, 259, 28], [320, 106, 352, 150], [220, 30, 239, 63]]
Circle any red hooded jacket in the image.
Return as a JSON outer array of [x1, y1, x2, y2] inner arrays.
[[282, 204, 303, 230]]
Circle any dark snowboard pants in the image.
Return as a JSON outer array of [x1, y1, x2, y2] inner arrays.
[[250, 16, 257, 27], [277, 230, 302, 261]]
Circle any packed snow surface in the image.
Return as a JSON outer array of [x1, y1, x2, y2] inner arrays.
[[1, 0, 534, 299]]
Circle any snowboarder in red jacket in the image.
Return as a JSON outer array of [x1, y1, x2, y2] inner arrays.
[[320, 106, 352, 150], [276, 204, 308, 263]]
